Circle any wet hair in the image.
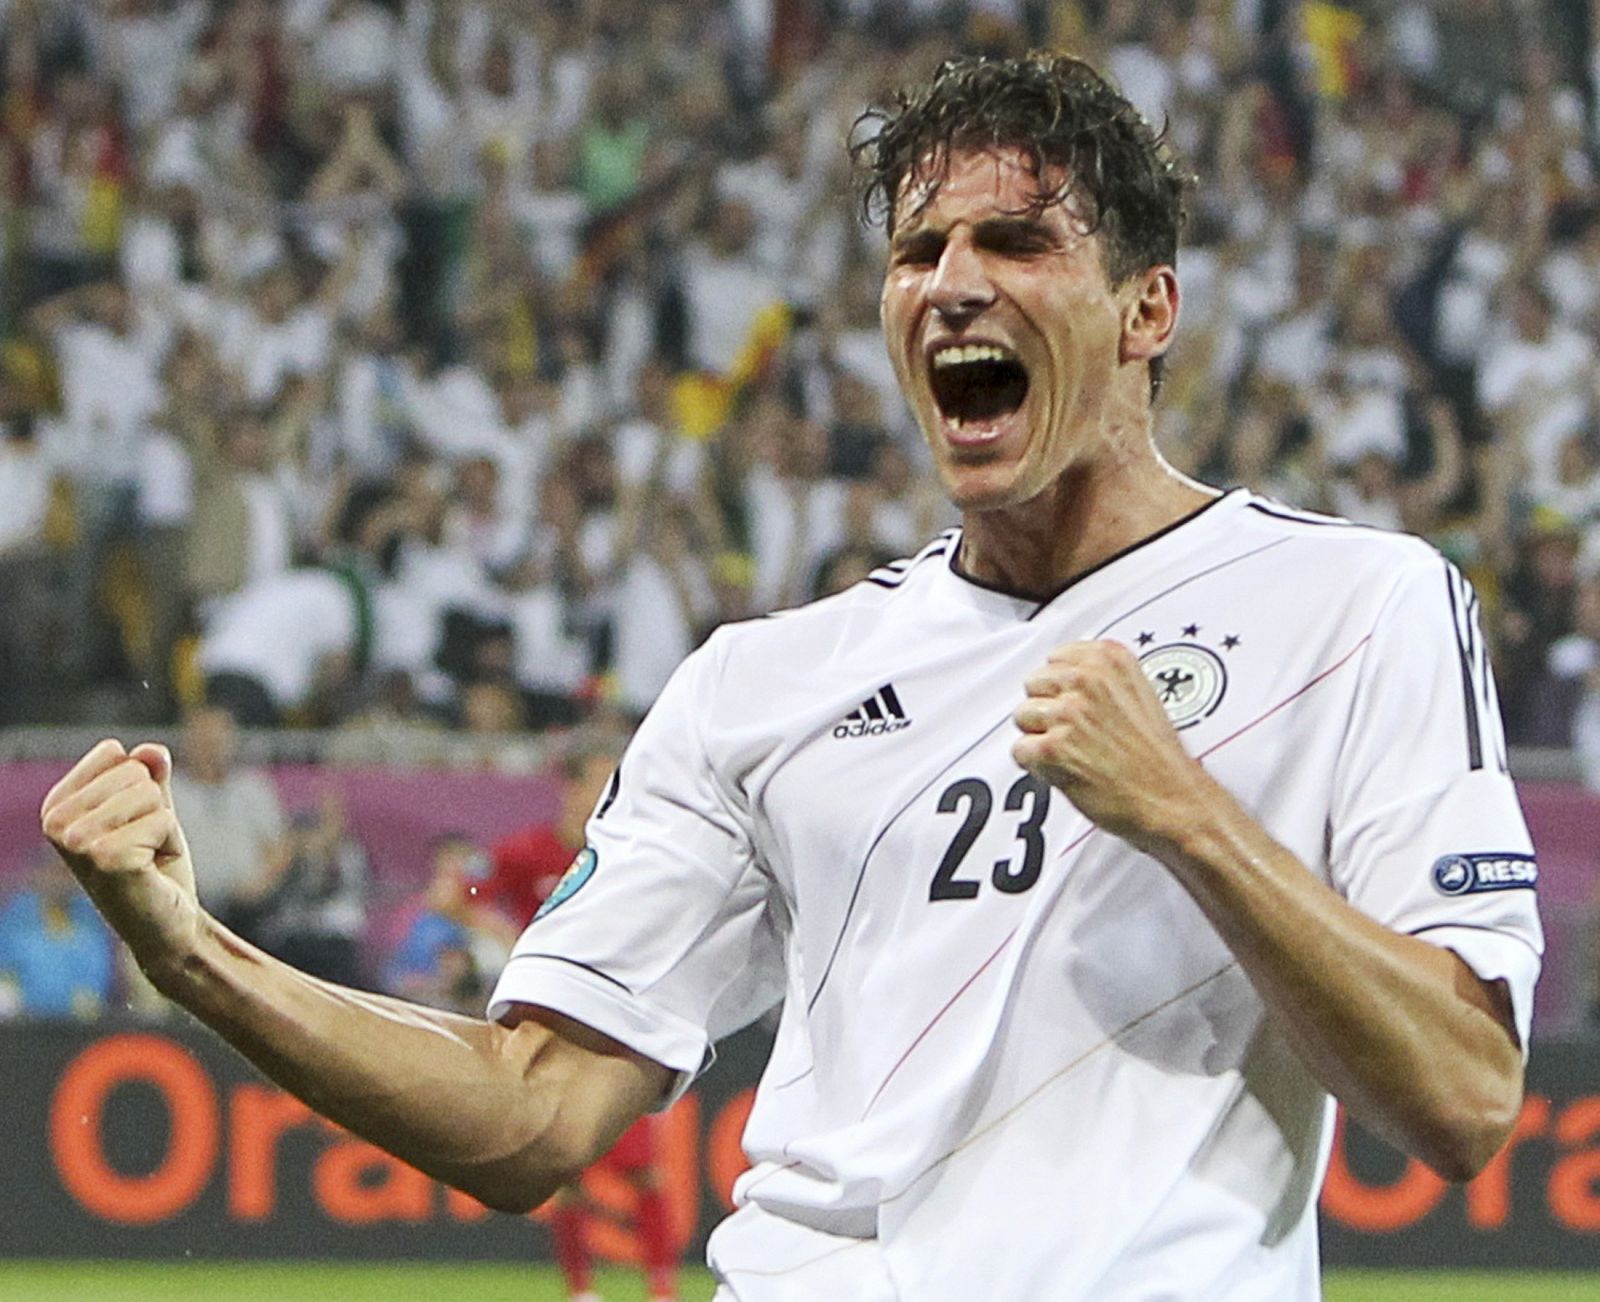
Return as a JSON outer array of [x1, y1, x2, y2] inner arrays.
[[851, 52, 1191, 288]]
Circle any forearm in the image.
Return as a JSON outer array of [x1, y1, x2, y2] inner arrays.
[[42, 743, 658, 1210], [1146, 776, 1522, 1181], [140, 908, 648, 1211]]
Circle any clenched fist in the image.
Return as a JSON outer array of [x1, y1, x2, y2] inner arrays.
[[40, 739, 201, 981], [1011, 640, 1220, 854]]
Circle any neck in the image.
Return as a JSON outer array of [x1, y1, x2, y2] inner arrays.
[[956, 454, 1217, 600]]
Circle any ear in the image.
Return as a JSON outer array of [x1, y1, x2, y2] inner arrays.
[[1119, 265, 1180, 369]]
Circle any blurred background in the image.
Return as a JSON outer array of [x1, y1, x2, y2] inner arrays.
[[0, 0, 1598, 1296]]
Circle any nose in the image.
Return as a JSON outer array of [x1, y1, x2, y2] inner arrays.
[[927, 233, 995, 323]]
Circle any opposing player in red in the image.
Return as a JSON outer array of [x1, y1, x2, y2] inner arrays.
[[482, 735, 679, 1302], [476, 736, 624, 941]]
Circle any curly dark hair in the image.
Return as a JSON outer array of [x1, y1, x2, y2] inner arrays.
[[851, 52, 1192, 287]]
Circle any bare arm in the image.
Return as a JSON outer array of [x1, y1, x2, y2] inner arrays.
[[1013, 642, 1523, 1182], [41, 740, 669, 1212]]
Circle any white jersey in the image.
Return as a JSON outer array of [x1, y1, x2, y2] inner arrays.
[[489, 489, 1543, 1301]]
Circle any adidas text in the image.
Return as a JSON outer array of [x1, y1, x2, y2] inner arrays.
[[833, 717, 912, 739]]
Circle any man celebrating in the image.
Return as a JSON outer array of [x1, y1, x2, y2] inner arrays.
[[42, 54, 1539, 1300]]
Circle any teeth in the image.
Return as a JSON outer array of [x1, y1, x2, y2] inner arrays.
[[932, 344, 1016, 368]]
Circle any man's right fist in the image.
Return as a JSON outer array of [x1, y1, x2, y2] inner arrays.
[[41, 740, 199, 976], [42, 739, 180, 873]]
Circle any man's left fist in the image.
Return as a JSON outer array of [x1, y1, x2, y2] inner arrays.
[[1011, 640, 1206, 852]]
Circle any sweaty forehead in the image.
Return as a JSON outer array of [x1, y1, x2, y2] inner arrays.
[[892, 145, 1075, 232]]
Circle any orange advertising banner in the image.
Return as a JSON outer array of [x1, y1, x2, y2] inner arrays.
[[3, 1020, 1595, 1268]]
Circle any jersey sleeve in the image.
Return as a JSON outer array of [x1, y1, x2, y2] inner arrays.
[[487, 634, 784, 1098], [1327, 553, 1544, 1049]]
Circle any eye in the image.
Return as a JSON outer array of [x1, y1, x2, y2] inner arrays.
[[891, 233, 943, 267], [979, 222, 1056, 257]]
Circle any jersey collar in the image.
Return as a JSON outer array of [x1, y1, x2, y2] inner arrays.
[[943, 487, 1249, 619]]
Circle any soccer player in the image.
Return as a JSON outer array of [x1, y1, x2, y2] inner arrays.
[[476, 734, 628, 942], [544, 1115, 676, 1302], [41, 54, 1540, 1300], [482, 735, 680, 1302]]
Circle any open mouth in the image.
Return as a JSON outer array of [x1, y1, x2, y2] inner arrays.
[[929, 344, 1029, 426]]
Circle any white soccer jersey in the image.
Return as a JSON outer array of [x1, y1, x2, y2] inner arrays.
[[489, 489, 1543, 1301]]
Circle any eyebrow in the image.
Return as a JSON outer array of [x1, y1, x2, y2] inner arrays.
[[890, 212, 1062, 251], [973, 214, 1060, 244]]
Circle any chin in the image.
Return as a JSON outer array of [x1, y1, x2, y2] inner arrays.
[[939, 462, 1034, 513]]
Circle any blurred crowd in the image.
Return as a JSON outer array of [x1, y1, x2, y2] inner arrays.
[[2, 0, 1600, 770], [7, 0, 1600, 1027]]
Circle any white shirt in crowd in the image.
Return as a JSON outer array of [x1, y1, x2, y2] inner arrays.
[[1309, 384, 1407, 468], [746, 467, 848, 611], [613, 418, 705, 498], [309, 0, 398, 93], [49, 321, 163, 487], [505, 582, 590, 697], [0, 433, 52, 555], [136, 428, 194, 531], [197, 568, 358, 712], [212, 301, 333, 405], [171, 766, 287, 915], [87, 0, 207, 131], [1476, 324, 1597, 497], [681, 246, 783, 377]]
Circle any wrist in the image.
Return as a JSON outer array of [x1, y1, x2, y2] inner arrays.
[[99, 873, 208, 998], [1133, 764, 1245, 868]]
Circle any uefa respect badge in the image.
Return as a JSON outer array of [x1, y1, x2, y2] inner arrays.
[[1431, 852, 1538, 896]]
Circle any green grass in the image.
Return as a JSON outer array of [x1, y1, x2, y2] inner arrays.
[[1324, 1272, 1600, 1301], [0, 1264, 1594, 1300], [0, 1263, 716, 1301]]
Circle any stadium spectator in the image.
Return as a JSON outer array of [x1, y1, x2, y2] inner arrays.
[[1550, 569, 1600, 770], [29, 276, 162, 679], [382, 832, 506, 1016], [678, 195, 785, 379], [0, 414, 58, 719], [196, 565, 366, 726], [168, 705, 287, 927], [0, 851, 115, 1020], [739, 392, 847, 612], [611, 499, 719, 718], [238, 789, 372, 989], [1499, 515, 1585, 741], [478, 731, 624, 941], [1476, 280, 1599, 506], [546, 1112, 679, 1302]]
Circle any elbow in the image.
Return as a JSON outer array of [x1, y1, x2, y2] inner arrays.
[[450, 1108, 597, 1215], [1428, 1122, 1516, 1186], [1417, 1078, 1524, 1184], [1423, 1130, 1505, 1186], [469, 1177, 562, 1217], [453, 1145, 587, 1215]]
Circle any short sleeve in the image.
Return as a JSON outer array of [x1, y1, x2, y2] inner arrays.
[[487, 636, 785, 1097], [1328, 554, 1544, 1048]]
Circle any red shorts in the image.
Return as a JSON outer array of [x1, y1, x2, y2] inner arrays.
[[594, 1115, 659, 1174]]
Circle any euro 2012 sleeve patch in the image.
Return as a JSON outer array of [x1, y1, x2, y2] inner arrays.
[[535, 847, 598, 920]]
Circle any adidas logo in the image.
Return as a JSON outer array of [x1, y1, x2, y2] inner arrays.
[[833, 684, 912, 739]]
